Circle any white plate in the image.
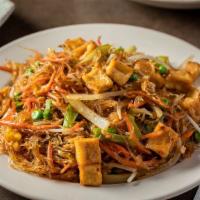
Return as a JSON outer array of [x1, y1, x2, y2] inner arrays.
[[0, 24, 200, 200], [0, 0, 15, 27], [129, 0, 200, 9]]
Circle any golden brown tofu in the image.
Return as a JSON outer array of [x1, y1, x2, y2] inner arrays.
[[146, 123, 179, 158], [150, 73, 165, 88], [79, 164, 102, 186], [166, 70, 193, 92], [106, 59, 133, 86], [82, 67, 113, 93], [80, 41, 97, 60], [72, 43, 88, 58], [181, 88, 200, 122], [74, 138, 101, 165], [64, 38, 86, 50], [184, 61, 200, 81], [74, 138, 102, 186], [134, 60, 155, 76]]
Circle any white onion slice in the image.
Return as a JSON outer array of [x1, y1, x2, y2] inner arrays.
[[127, 171, 137, 183], [68, 100, 110, 129], [186, 114, 200, 133], [65, 90, 125, 101]]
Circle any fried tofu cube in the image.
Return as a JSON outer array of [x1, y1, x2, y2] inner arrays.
[[74, 138, 101, 165], [79, 164, 102, 186], [146, 123, 179, 158], [74, 138, 102, 186], [184, 61, 200, 81], [64, 37, 86, 50], [82, 67, 113, 93], [181, 88, 200, 122], [134, 60, 155, 76], [166, 70, 193, 92], [150, 73, 165, 88], [106, 59, 133, 86]]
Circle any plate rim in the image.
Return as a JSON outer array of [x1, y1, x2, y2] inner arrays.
[[0, 23, 200, 200]]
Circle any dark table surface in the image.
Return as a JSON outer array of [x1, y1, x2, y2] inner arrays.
[[1, 0, 200, 199]]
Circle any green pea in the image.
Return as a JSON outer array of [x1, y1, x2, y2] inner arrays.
[[129, 73, 139, 81], [32, 109, 43, 120], [92, 127, 102, 137], [15, 101, 23, 112], [43, 109, 52, 120], [25, 67, 34, 76], [162, 98, 170, 105], [195, 131, 200, 143], [156, 64, 168, 75], [13, 92, 21, 101]]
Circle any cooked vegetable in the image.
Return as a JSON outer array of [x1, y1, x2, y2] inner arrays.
[[74, 138, 102, 186], [0, 37, 199, 186], [195, 131, 200, 143], [68, 100, 110, 129], [32, 109, 43, 120], [129, 73, 139, 81], [63, 104, 78, 128]]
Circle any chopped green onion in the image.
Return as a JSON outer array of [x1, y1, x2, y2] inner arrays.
[[92, 127, 102, 138], [25, 67, 34, 76], [129, 73, 139, 81], [63, 104, 78, 128], [15, 101, 23, 112], [43, 109, 52, 120], [45, 99, 52, 110], [128, 114, 142, 138], [162, 98, 170, 105], [114, 46, 124, 53], [13, 92, 21, 101], [156, 56, 169, 64], [195, 131, 200, 143], [107, 127, 117, 134], [125, 46, 136, 54], [32, 109, 43, 120], [43, 99, 53, 120]]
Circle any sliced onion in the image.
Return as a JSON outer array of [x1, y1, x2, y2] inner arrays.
[[186, 114, 200, 132], [65, 90, 125, 101], [116, 102, 122, 120], [127, 172, 137, 183], [131, 108, 153, 118], [152, 106, 163, 119], [68, 100, 110, 129]]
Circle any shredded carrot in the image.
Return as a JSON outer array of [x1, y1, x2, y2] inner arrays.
[[0, 120, 60, 131], [100, 142, 137, 168], [37, 71, 57, 95], [182, 130, 194, 142], [108, 142, 131, 158], [0, 66, 13, 73], [69, 120, 86, 132], [124, 113, 150, 154], [60, 164, 70, 174], [127, 91, 170, 110], [47, 142, 56, 173]]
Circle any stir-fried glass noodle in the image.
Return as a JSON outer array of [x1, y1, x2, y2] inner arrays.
[[0, 37, 200, 186]]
